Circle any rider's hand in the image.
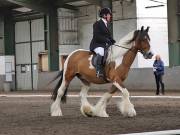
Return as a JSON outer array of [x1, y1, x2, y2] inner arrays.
[[106, 38, 113, 46], [111, 39, 116, 44]]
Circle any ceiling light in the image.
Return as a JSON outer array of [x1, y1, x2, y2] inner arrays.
[[13, 7, 32, 12]]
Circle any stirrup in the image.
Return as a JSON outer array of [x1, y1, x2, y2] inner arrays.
[[96, 71, 104, 78]]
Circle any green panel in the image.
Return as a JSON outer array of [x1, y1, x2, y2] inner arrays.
[[46, 8, 59, 71], [4, 11, 15, 55], [169, 42, 180, 67]]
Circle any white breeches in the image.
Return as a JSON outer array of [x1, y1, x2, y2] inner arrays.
[[94, 47, 104, 56]]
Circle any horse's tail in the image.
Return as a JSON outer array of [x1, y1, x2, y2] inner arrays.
[[51, 70, 64, 100], [51, 70, 68, 103]]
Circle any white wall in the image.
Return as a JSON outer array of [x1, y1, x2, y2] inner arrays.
[[113, 0, 138, 67], [58, 8, 81, 55], [136, 0, 167, 18], [0, 56, 15, 75], [0, 56, 5, 75], [136, 0, 168, 67], [78, 5, 97, 50]]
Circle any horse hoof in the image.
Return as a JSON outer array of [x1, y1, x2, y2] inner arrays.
[[118, 101, 136, 117], [51, 111, 62, 116], [50, 107, 63, 116], [50, 102, 62, 116], [127, 108, 136, 117], [97, 112, 109, 117], [81, 106, 93, 117]]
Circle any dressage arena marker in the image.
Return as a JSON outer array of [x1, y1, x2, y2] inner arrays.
[[1, 94, 180, 99], [118, 129, 180, 135]]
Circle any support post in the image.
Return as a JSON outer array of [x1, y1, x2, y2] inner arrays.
[[46, 8, 59, 71], [4, 10, 15, 55]]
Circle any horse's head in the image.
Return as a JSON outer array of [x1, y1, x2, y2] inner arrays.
[[130, 26, 153, 59]]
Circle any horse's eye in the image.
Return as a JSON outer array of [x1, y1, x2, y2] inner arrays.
[[144, 35, 150, 41], [144, 36, 147, 40]]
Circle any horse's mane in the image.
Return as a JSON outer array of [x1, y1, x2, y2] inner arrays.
[[126, 30, 139, 44], [107, 31, 135, 62], [117, 31, 134, 46]]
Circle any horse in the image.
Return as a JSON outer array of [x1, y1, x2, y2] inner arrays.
[[50, 26, 153, 117]]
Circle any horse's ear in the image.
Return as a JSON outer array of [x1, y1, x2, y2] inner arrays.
[[141, 26, 144, 31], [146, 26, 150, 32]]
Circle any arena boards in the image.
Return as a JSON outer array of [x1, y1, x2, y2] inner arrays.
[[118, 129, 180, 135], [1, 94, 180, 99]]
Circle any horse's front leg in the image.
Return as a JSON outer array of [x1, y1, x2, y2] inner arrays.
[[80, 84, 94, 117], [93, 92, 112, 117], [80, 83, 114, 117], [93, 85, 117, 117], [113, 81, 136, 117]]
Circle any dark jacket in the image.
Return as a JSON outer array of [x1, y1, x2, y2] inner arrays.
[[153, 60, 164, 75], [90, 19, 115, 51]]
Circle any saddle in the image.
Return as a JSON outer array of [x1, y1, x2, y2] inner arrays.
[[91, 49, 108, 67], [91, 49, 109, 82]]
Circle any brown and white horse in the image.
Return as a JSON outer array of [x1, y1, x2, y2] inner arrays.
[[50, 26, 153, 117]]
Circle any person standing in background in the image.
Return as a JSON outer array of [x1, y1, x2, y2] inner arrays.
[[153, 55, 165, 95]]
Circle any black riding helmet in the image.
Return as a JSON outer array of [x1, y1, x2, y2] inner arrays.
[[99, 7, 112, 18]]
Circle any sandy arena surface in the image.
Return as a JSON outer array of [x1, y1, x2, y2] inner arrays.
[[0, 90, 180, 135]]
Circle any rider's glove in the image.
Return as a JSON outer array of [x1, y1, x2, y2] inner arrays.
[[110, 39, 116, 44], [106, 38, 113, 46]]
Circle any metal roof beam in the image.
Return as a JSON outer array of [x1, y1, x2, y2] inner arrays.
[[61, 4, 78, 10], [62, 0, 101, 6], [84, 0, 100, 6], [55, 0, 78, 10], [6, 0, 50, 13]]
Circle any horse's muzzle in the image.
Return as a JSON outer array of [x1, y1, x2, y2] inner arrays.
[[143, 51, 154, 59]]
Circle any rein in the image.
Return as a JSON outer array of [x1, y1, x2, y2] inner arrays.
[[113, 44, 131, 50], [112, 44, 141, 53]]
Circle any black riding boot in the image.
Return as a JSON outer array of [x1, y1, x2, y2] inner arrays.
[[95, 54, 104, 78]]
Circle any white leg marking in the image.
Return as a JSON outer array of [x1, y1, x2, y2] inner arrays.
[[50, 81, 66, 116], [80, 84, 112, 117], [80, 84, 94, 117], [88, 55, 94, 69], [113, 82, 136, 117], [93, 92, 112, 117], [51, 49, 73, 116]]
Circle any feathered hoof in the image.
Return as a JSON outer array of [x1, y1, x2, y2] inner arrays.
[[50, 102, 62, 116], [95, 111, 109, 117], [127, 107, 136, 117], [81, 106, 93, 117], [118, 101, 136, 117]]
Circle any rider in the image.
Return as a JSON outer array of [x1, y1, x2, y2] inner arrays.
[[89, 7, 116, 78]]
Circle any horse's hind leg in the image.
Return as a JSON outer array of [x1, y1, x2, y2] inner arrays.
[[51, 71, 75, 116], [113, 81, 136, 117], [50, 79, 67, 116]]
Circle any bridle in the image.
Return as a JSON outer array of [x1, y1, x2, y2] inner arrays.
[[112, 43, 153, 59], [110, 26, 153, 59]]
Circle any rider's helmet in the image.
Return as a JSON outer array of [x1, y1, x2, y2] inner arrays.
[[99, 7, 112, 18]]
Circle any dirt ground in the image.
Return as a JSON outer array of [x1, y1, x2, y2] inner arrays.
[[0, 90, 180, 135]]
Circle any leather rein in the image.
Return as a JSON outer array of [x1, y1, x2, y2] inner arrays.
[[112, 44, 141, 53]]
